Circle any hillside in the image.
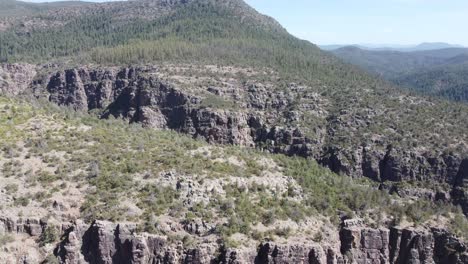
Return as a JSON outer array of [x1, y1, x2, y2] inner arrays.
[[0, 0, 90, 18], [394, 63, 468, 102], [330, 46, 468, 102], [0, 0, 467, 263], [330, 46, 468, 78], [0, 95, 467, 263]]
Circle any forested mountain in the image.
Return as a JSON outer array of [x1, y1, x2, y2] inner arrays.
[[0, 0, 467, 263], [394, 63, 468, 102], [330, 46, 468, 102]]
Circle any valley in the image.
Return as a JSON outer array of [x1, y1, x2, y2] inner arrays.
[[329, 46, 468, 102], [0, 0, 467, 263]]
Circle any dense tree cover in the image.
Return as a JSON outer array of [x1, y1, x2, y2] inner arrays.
[[0, 13, 133, 60], [331, 46, 468, 79], [0, 1, 380, 90], [394, 63, 468, 102], [330, 46, 468, 103]]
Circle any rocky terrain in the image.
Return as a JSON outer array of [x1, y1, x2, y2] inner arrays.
[[1, 63, 466, 215], [2, 217, 467, 263], [0, 94, 465, 263], [0, 0, 467, 263]]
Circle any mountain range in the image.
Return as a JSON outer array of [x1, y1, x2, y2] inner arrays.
[[0, 0, 467, 263], [320, 42, 466, 52], [329, 46, 468, 102]]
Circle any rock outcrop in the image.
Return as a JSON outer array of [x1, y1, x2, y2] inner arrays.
[[50, 220, 467, 264], [1, 215, 467, 263], [55, 220, 230, 264], [0, 63, 36, 96], [1, 64, 467, 213], [0, 216, 47, 237]]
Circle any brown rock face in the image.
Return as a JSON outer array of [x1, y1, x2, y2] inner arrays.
[[48, 220, 468, 264], [55, 220, 224, 264]]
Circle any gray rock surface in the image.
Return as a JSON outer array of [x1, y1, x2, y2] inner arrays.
[[51, 220, 467, 264]]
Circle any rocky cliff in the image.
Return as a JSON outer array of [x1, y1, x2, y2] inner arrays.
[[1, 217, 467, 263], [1, 63, 467, 214]]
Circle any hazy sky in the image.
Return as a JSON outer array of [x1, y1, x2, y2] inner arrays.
[[244, 0, 468, 46], [24, 0, 468, 46]]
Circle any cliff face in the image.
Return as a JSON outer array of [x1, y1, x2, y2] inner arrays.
[[1, 64, 467, 214], [2, 217, 467, 264]]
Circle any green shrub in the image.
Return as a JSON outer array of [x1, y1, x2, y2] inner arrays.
[[4, 183, 18, 194], [0, 234, 14, 245], [14, 196, 30, 207], [38, 226, 58, 247]]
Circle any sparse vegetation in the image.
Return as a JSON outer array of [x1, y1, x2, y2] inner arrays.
[[38, 226, 58, 247], [0, 96, 466, 244], [0, 234, 14, 245], [0, 0, 467, 260]]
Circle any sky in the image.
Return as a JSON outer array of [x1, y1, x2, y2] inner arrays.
[[24, 0, 468, 46], [244, 0, 468, 46]]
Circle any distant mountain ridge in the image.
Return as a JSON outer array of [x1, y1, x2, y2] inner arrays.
[[329, 45, 468, 102], [321, 42, 465, 52]]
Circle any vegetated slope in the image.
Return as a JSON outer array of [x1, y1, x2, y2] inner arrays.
[[0, 96, 467, 263], [0, 0, 468, 263], [394, 62, 468, 102], [330, 46, 468, 78], [0, 0, 467, 197], [0, 0, 43, 17], [0, 0, 90, 18], [330, 46, 468, 102], [0, 0, 363, 83], [0, 0, 284, 59], [0, 0, 467, 263]]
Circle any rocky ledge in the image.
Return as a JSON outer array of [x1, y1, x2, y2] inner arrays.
[[1, 217, 467, 264]]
